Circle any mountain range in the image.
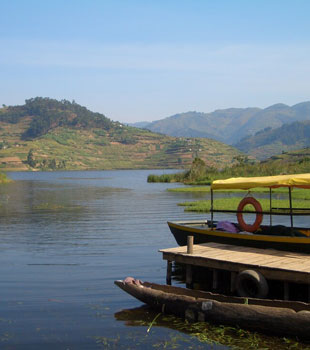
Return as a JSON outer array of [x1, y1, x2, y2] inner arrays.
[[235, 120, 310, 160], [132, 102, 310, 146]]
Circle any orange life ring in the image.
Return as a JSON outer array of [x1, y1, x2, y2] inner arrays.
[[237, 197, 263, 232]]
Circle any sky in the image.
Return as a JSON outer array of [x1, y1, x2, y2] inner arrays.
[[0, 0, 310, 123]]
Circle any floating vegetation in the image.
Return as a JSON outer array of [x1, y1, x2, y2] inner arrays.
[[114, 307, 310, 350], [0, 172, 12, 184], [0, 332, 13, 342], [33, 202, 83, 211], [169, 186, 310, 199], [94, 335, 121, 348], [178, 197, 310, 213], [60, 177, 113, 180]]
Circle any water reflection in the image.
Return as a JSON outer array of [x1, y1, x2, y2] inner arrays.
[[0, 170, 204, 349], [115, 306, 309, 350]]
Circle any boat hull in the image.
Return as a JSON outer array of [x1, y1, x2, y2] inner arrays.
[[115, 279, 310, 339], [168, 220, 310, 253]]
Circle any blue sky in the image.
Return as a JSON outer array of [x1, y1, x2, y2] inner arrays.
[[0, 0, 310, 123]]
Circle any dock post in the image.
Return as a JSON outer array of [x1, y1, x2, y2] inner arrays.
[[186, 264, 193, 288], [187, 236, 194, 254], [166, 260, 172, 285], [230, 271, 237, 292], [212, 269, 218, 290], [284, 282, 290, 300]]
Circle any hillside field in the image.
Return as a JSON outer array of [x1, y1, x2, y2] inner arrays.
[[0, 98, 241, 171]]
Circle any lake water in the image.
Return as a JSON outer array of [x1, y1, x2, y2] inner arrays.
[[0, 170, 308, 349]]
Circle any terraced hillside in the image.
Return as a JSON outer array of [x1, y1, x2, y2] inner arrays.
[[0, 98, 242, 171]]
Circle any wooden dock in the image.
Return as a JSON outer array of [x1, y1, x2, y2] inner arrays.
[[160, 242, 310, 300]]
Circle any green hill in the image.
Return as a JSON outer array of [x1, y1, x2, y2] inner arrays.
[[0, 97, 113, 139], [0, 97, 242, 171], [235, 120, 310, 160], [143, 102, 310, 144]]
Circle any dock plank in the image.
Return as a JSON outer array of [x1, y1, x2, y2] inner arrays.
[[160, 242, 310, 284]]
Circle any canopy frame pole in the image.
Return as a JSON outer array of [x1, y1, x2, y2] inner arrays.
[[289, 187, 293, 230], [211, 188, 214, 229], [269, 188, 272, 226]]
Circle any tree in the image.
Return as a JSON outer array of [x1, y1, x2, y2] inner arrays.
[[49, 159, 57, 170], [27, 149, 36, 167], [233, 155, 249, 165], [186, 157, 206, 181], [58, 160, 66, 169]]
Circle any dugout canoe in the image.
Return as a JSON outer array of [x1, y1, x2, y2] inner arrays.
[[115, 277, 310, 339]]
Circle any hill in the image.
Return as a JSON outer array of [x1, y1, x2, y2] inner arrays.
[[143, 102, 310, 144], [235, 120, 310, 160], [0, 97, 241, 171]]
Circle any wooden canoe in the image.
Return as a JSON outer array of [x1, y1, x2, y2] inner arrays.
[[115, 278, 310, 339]]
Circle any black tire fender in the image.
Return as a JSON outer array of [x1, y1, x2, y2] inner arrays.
[[236, 269, 269, 299]]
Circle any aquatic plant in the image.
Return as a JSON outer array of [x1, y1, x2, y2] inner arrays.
[[0, 172, 11, 184], [178, 197, 310, 213]]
